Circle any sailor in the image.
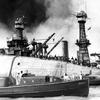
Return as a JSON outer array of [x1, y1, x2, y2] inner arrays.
[[16, 73, 20, 85], [16, 71, 23, 85], [89, 70, 92, 75], [63, 73, 70, 81], [69, 74, 75, 81], [45, 75, 50, 82], [79, 74, 82, 80], [27, 44, 33, 50], [20, 71, 23, 77], [79, 71, 83, 80]]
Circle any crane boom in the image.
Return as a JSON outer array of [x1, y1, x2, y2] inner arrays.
[[47, 37, 64, 56], [33, 33, 55, 56]]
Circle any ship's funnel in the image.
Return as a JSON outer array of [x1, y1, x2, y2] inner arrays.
[[50, 40, 69, 58]]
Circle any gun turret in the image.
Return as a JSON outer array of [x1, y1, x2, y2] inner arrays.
[[33, 33, 55, 56], [47, 37, 64, 56]]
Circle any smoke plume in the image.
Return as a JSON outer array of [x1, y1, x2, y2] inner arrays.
[[0, 0, 48, 29], [0, 0, 74, 29], [46, 0, 72, 19], [0, 0, 78, 57]]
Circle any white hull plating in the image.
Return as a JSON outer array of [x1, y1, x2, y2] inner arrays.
[[0, 55, 99, 78]]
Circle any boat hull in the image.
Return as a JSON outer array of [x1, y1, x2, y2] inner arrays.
[[0, 79, 89, 98], [85, 74, 100, 85], [89, 79, 100, 85]]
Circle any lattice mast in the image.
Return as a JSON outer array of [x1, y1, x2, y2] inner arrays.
[[76, 11, 91, 66]]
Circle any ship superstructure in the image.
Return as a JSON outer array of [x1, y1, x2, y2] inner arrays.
[[76, 11, 91, 66], [0, 16, 69, 61], [7, 17, 29, 56]]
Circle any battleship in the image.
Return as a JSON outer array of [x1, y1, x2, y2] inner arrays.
[[0, 12, 90, 97]]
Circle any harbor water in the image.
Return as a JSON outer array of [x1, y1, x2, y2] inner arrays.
[[0, 86, 100, 100]]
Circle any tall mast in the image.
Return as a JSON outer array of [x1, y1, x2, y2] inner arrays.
[[76, 11, 91, 66]]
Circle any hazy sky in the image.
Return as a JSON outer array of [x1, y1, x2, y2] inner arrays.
[[84, 0, 100, 60], [0, 0, 99, 59], [87, 0, 100, 51]]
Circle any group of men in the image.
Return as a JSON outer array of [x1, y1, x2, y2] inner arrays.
[[63, 72, 83, 82], [16, 70, 29, 85]]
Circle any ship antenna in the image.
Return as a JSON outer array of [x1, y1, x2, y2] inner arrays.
[[84, 0, 87, 13], [78, 0, 87, 12]]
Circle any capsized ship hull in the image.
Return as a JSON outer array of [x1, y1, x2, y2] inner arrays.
[[0, 55, 94, 78], [0, 79, 89, 97]]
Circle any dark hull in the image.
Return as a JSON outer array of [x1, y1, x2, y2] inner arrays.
[[0, 79, 89, 98], [90, 80, 100, 85]]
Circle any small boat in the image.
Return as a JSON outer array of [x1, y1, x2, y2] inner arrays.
[[85, 72, 100, 85], [0, 75, 89, 98]]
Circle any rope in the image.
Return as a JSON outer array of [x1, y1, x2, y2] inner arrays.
[[9, 56, 18, 77]]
